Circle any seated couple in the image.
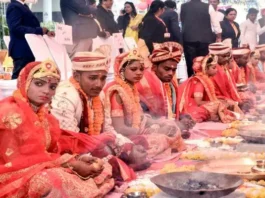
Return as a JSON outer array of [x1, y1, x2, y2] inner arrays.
[[232, 48, 265, 90], [256, 44, 265, 73], [205, 42, 253, 113], [178, 55, 243, 123], [51, 45, 190, 164], [0, 61, 115, 197]]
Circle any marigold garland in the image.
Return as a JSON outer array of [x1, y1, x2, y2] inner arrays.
[[115, 76, 141, 128], [70, 77, 103, 135]]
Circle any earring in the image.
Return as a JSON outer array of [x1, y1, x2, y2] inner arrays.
[[120, 70, 125, 81]]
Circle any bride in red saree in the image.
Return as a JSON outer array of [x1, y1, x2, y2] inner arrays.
[[0, 60, 115, 197], [179, 56, 243, 123], [104, 50, 186, 158]]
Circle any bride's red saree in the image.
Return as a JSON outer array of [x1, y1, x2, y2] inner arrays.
[[0, 61, 115, 197]]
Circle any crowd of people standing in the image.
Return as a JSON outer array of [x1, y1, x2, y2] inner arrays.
[[6, 0, 265, 79]]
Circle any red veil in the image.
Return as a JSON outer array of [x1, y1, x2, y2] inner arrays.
[[211, 64, 241, 102]]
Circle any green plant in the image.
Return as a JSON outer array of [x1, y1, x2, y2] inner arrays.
[[0, 15, 9, 49], [41, 21, 56, 32]]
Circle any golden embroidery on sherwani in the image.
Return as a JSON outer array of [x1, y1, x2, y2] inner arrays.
[[2, 113, 22, 130]]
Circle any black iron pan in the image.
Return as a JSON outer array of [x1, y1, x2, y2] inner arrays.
[[150, 172, 243, 198]]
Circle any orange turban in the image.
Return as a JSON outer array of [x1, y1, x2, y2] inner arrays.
[[150, 42, 183, 64]]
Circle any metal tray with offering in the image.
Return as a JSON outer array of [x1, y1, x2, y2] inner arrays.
[[239, 124, 265, 144], [196, 158, 265, 180], [150, 172, 242, 198]]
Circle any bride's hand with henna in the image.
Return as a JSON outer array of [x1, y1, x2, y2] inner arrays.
[[67, 159, 104, 178]]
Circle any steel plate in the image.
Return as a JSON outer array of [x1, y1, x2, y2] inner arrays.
[[196, 158, 265, 180]]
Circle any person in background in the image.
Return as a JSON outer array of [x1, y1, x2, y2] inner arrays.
[[257, 8, 265, 45], [209, 0, 224, 22], [247, 50, 265, 83], [220, 8, 240, 48], [6, 0, 54, 79], [160, 0, 182, 44], [180, 0, 222, 77], [240, 8, 259, 50], [60, 0, 98, 58], [88, 0, 97, 8], [209, 42, 241, 103], [208, 0, 224, 42], [117, 9, 126, 31], [178, 55, 243, 123], [231, 48, 256, 112], [122, 2, 143, 43], [138, 0, 166, 54], [96, 0, 119, 38], [256, 44, 265, 72], [232, 48, 252, 85]]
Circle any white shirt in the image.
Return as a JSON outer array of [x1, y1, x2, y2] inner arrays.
[[179, 4, 222, 34], [216, 11, 224, 22], [51, 80, 132, 146], [240, 19, 258, 50], [16, 0, 25, 4]]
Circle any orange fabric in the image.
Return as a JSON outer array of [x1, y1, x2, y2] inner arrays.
[[255, 67, 265, 82], [230, 62, 256, 106], [178, 77, 210, 122], [211, 64, 241, 102], [136, 70, 179, 119], [110, 91, 124, 117], [179, 75, 242, 123]]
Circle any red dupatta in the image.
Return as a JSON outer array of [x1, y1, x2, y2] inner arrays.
[[179, 75, 217, 113], [0, 62, 120, 196], [136, 70, 179, 119], [0, 62, 70, 196], [211, 64, 241, 102]]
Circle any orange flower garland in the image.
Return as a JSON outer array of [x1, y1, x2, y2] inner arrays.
[[70, 77, 104, 135], [115, 76, 141, 128]]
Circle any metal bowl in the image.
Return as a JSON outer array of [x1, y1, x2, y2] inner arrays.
[[238, 130, 265, 144], [257, 160, 265, 168], [150, 172, 243, 198], [125, 192, 147, 198]]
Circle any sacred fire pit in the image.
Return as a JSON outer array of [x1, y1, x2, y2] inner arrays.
[[150, 172, 242, 198]]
